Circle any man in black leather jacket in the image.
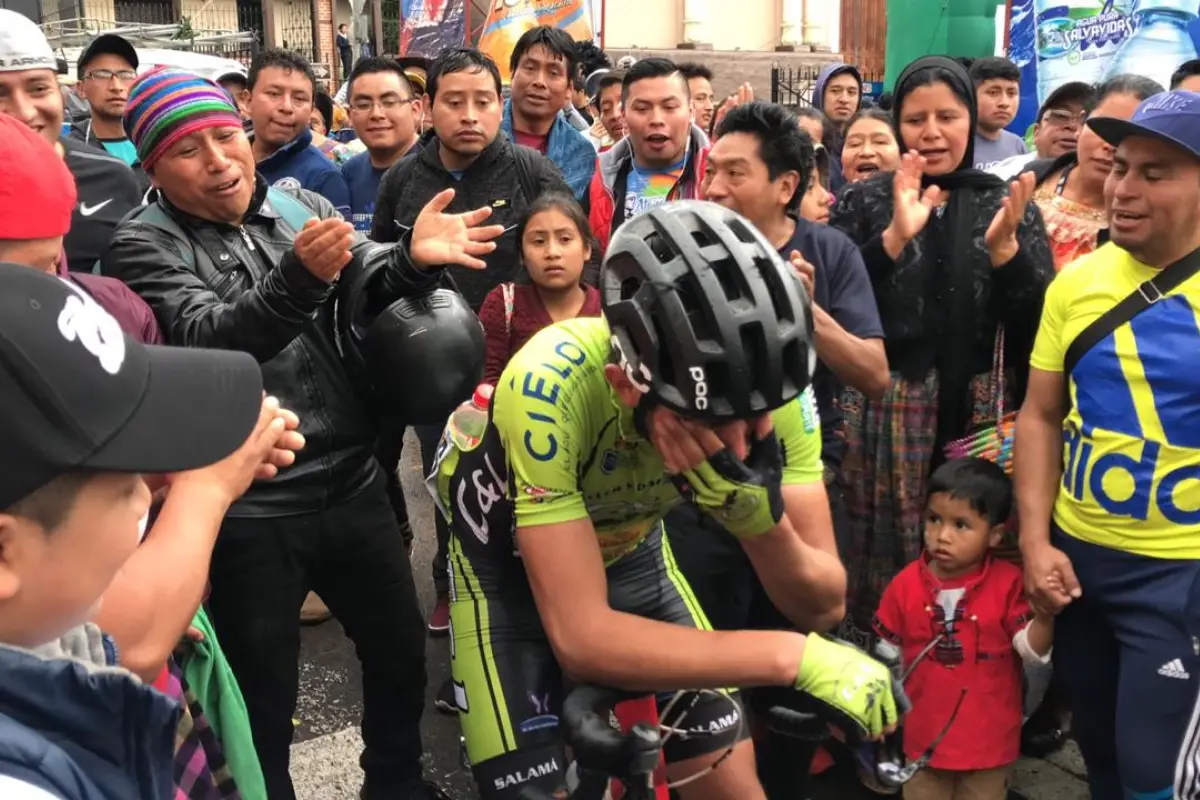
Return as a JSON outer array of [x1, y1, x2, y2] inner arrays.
[[102, 67, 502, 800]]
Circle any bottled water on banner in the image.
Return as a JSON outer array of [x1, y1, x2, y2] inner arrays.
[[1034, 0, 1135, 105], [1103, 0, 1199, 90], [448, 384, 493, 450]]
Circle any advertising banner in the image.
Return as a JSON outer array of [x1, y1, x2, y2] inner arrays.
[[1008, 0, 1200, 137], [399, 0, 467, 58], [478, 0, 595, 82]]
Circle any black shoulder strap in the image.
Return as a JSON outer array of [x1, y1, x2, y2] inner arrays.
[[512, 146, 541, 205], [1063, 245, 1200, 387], [608, 157, 635, 241]]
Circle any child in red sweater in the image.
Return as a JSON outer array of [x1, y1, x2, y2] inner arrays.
[[874, 458, 1057, 800], [478, 192, 601, 385]]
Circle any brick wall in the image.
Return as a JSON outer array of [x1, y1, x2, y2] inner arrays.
[[314, 0, 336, 88], [603, 48, 842, 107]]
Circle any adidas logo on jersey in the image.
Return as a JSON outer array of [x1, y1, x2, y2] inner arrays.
[[1159, 658, 1191, 680]]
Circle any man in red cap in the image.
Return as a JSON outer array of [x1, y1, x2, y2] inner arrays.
[[0, 113, 160, 345]]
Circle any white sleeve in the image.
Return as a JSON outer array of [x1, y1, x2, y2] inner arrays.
[[0, 775, 66, 799], [1013, 622, 1052, 666]]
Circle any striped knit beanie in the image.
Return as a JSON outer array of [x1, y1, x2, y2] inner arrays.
[[124, 67, 244, 170]]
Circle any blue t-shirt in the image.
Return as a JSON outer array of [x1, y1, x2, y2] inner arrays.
[[98, 137, 138, 167], [779, 218, 884, 468], [342, 152, 388, 232]]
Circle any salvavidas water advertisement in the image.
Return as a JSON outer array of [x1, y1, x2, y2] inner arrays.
[[1008, 0, 1200, 136]]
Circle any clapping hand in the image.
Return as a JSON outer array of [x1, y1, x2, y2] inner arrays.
[[410, 188, 507, 271], [985, 171, 1036, 267], [883, 152, 947, 257]]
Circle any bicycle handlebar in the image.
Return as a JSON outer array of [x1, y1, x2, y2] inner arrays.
[[561, 685, 663, 779]]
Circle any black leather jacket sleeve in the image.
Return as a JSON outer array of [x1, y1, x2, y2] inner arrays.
[[106, 220, 335, 362]]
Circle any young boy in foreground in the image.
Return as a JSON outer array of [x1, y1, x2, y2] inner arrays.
[[0, 264, 295, 799], [874, 458, 1057, 800]]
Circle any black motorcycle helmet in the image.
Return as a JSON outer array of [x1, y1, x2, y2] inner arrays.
[[337, 245, 485, 425], [601, 201, 815, 421]]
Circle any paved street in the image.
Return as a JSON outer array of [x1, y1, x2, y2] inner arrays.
[[288, 432, 1090, 799]]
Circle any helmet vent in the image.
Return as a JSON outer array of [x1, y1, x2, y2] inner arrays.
[[651, 314, 676, 390], [645, 231, 675, 264], [741, 323, 767, 394], [759, 254, 795, 324]]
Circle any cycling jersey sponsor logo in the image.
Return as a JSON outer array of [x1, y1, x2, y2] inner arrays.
[[520, 339, 589, 462], [799, 387, 818, 433], [520, 692, 559, 733], [493, 758, 560, 790], [601, 450, 619, 473], [455, 451, 507, 545]]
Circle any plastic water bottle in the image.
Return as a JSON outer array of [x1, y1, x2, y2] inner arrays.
[[1033, 0, 1135, 105], [448, 384, 493, 450], [1103, 0, 1199, 91]]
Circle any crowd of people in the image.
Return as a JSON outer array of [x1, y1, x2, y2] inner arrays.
[[1, 7, 1199, 800]]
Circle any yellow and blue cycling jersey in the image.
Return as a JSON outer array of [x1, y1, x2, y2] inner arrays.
[[1030, 242, 1200, 558], [491, 316, 824, 564]]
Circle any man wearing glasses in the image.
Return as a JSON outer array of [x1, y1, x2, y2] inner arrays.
[[341, 57, 423, 233], [70, 34, 140, 167], [990, 81, 1095, 179]]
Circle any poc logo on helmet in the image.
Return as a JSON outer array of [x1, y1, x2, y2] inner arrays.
[[690, 366, 709, 411]]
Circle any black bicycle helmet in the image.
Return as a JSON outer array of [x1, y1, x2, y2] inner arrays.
[[601, 201, 816, 421], [336, 245, 485, 425]]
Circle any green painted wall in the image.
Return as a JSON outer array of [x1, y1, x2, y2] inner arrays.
[[884, 0, 1005, 87]]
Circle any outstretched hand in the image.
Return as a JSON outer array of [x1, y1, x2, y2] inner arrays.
[[410, 188, 507, 271], [985, 171, 1035, 267]]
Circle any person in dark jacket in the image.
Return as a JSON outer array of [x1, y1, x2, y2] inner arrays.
[[104, 68, 503, 800], [0, 261, 286, 800], [814, 61, 863, 134], [829, 56, 1054, 644], [248, 49, 352, 217], [70, 33, 140, 167], [372, 48, 569, 639]]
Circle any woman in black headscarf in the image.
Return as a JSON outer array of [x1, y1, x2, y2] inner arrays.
[[829, 56, 1054, 641]]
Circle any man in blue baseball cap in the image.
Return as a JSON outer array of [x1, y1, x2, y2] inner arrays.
[[1015, 89, 1200, 800]]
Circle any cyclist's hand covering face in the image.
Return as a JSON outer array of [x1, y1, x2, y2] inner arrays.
[[795, 634, 906, 741], [668, 420, 785, 539], [647, 406, 771, 473]]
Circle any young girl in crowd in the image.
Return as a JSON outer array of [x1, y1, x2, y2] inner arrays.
[[795, 106, 848, 190], [477, 193, 602, 384], [874, 458, 1056, 800], [841, 108, 902, 183], [830, 55, 1054, 644]]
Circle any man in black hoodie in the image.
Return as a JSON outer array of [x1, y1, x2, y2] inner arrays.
[[372, 48, 568, 639]]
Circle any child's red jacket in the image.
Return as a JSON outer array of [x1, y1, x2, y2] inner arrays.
[[874, 555, 1033, 770]]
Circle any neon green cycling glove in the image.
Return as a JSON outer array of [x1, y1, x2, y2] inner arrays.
[[795, 633, 903, 740], [675, 432, 785, 540]]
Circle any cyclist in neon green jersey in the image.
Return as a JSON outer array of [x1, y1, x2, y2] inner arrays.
[[432, 201, 903, 799]]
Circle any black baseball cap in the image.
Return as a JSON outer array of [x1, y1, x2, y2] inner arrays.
[[1038, 81, 1094, 121], [1088, 90, 1200, 162], [77, 33, 139, 80], [0, 264, 264, 510]]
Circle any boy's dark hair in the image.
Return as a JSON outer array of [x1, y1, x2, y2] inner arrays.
[[622, 57, 688, 105], [1171, 59, 1200, 90], [677, 62, 713, 83], [595, 71, 624, 102], [3, 473, 94, 532], [573, 40, 612, 80], [875, 91, 894, 111], [347, 56, 414, 99], [927, 457, 1013, 527], [509, 25, 578, 81], [1090, 73, 1165, 113], [716, 101, 814, 214], [516, 191, 595, 264], [248, 48, 317, 94], [427, 48, 502, 102], [313, 90, 334, 132], [969, 56, 1021, 86]]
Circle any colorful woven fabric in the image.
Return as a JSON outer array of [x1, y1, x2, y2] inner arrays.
[[123, 67, 243, 170]]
